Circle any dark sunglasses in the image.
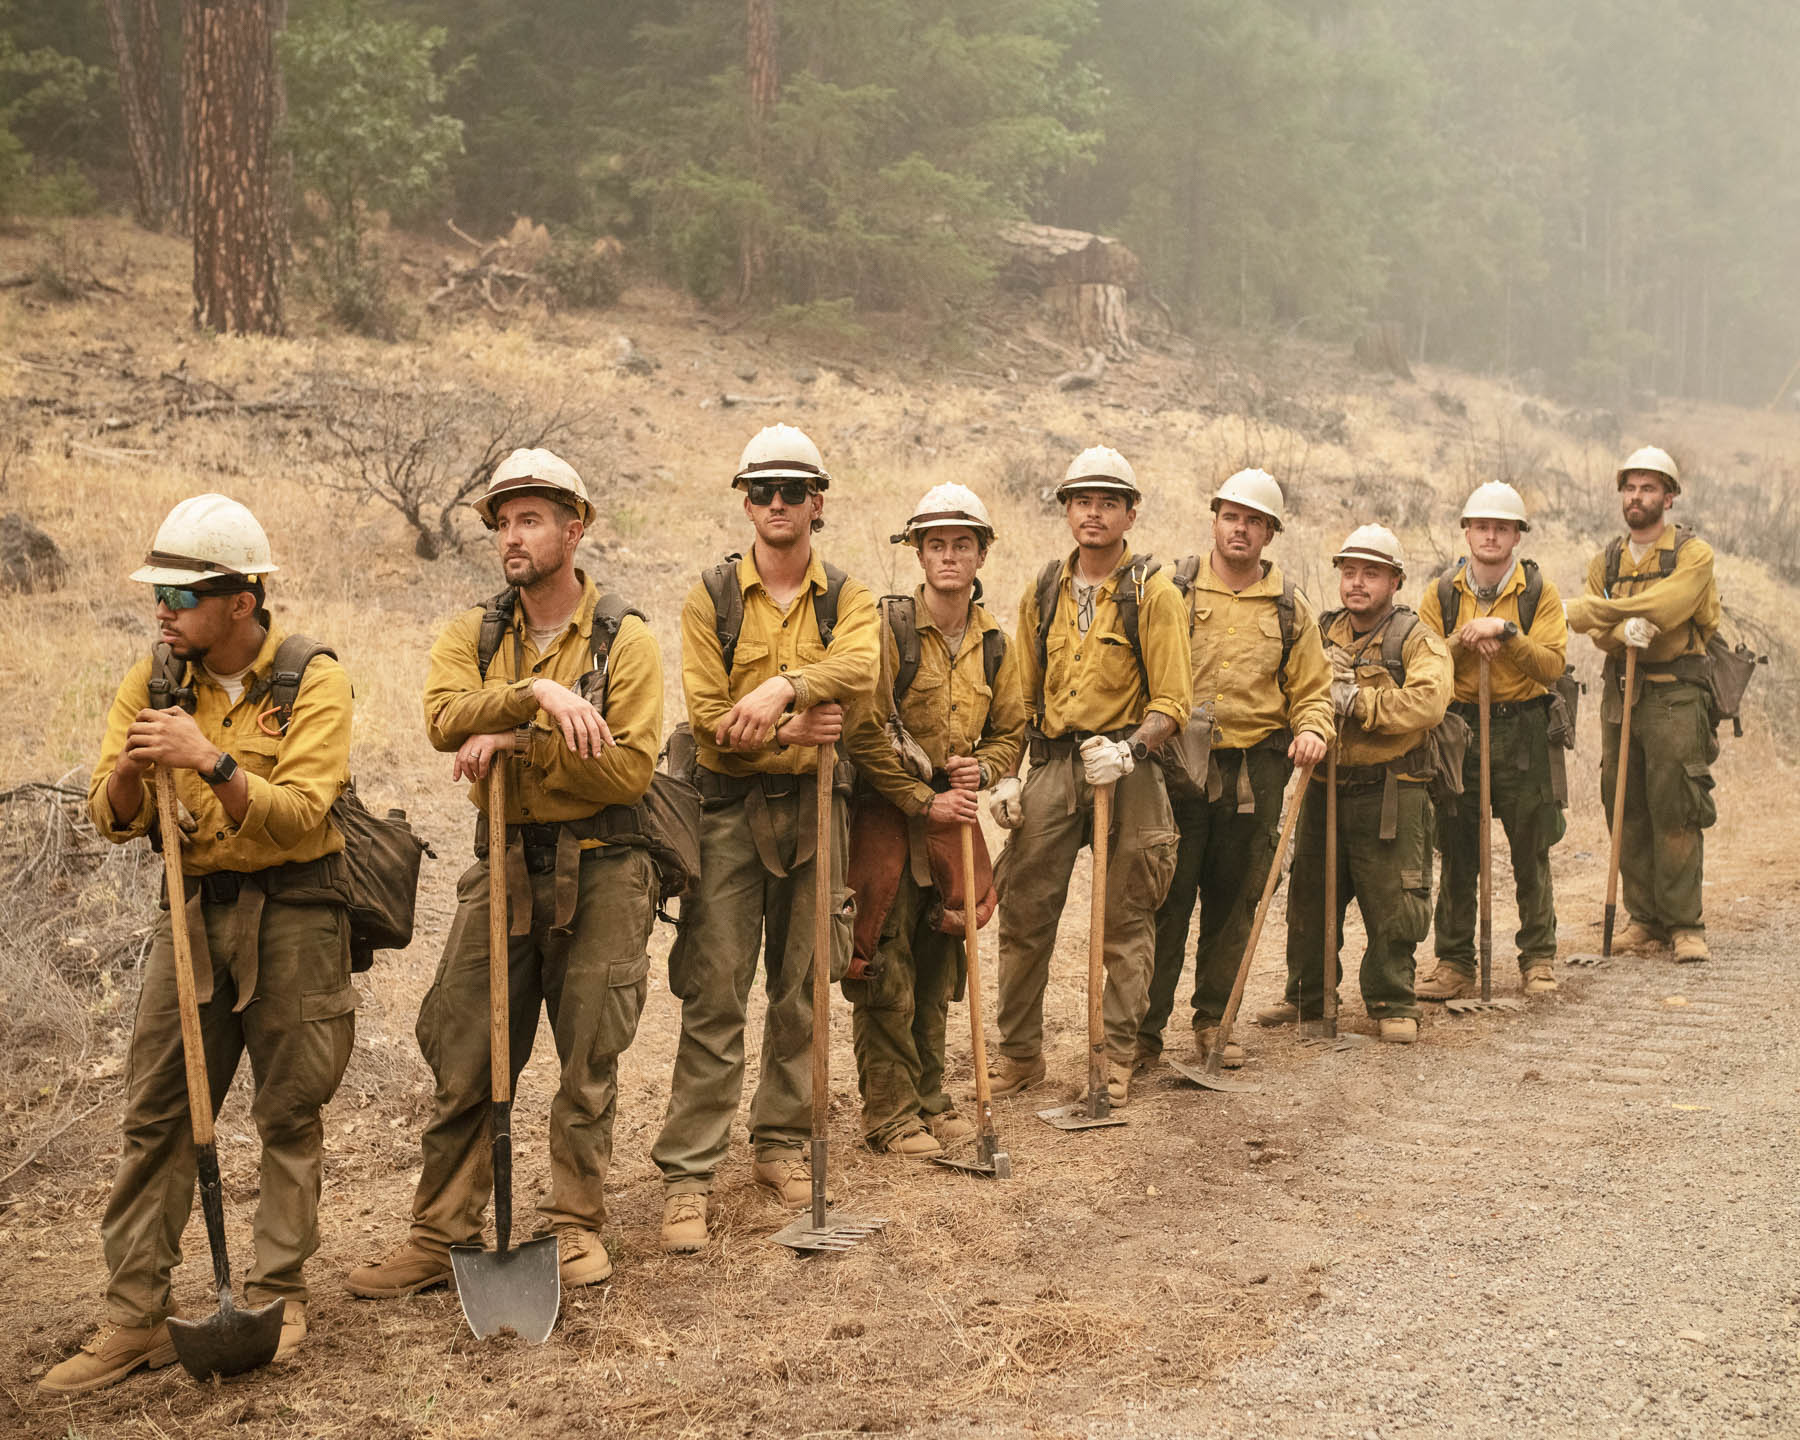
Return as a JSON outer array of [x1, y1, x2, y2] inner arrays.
[[746, 479, 814, 507], [154, 583, 248, 610]]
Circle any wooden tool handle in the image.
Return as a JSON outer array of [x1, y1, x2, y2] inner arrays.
[[811, 743, 834, 1137], [1478, 656, 1493, 1001], [487, 755, 511, 1105], [961, 820, 996, 1128], [1604, 648, 1637, 913], [1323, 753, 1338, 1032], [156, 774, 215, 1149], [1086, 781, 1113, 1105]]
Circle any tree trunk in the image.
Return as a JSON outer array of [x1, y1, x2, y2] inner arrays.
[[1045, 283, 1135, 361], [738, 0, 778, 303], [104, 0, 178, 231], [185, 0, 283, 336]]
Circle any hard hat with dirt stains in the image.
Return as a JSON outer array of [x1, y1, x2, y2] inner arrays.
[[1055, 446, 1140, 503], [895, 483, 996, 547], [1211, 468, 1285, 530], [1332, 523, 1407, 575], [733, 423, 831, 490], [1616, 445, 1680, 495], [1460, 481, 1530, 531], [473, 448, 594, 528], [130, 494, 278, 585]]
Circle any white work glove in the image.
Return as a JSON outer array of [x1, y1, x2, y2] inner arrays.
[[988, 776, 1024, 829], [1079, 735, 1135, 786], [1623, 617, 1660, 649], [1331, 678, 1360, 717]]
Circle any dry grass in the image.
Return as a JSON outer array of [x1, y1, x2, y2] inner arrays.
[[1, 216, 1797, 1437]]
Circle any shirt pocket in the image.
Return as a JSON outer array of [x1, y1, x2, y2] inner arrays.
[[1093, 630, 1141, 692], [235, 733, 282, 779], [728, 639, 771, 697]]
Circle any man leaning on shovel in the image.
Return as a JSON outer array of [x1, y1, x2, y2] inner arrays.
[[348, 449, 662, 1300], [44, 496, 355, 1393]]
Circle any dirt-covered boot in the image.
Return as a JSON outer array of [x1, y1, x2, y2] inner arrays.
[[345, 1240, 452, 1299], [557, 1227, 614, 1287], [1416, 966, 1473, 1001], [1672, 929, 1710, 963], [1617, 920, 1667, 952], [660, 1193, 709, 1254], [753, 1152, 830, 1208], [926, 1109, 976, 1144], [1254, 1001, 1298, 1027], [987, 1054, 1046, 1098], [1521, 965, 1558, 994], [1194, 1026, 1244, 1069], [275, 1301, 307, 1362], [874, 1122, 943, 1158], [39, 1319, 176, 1394], [1378, 1018, 1418, 1044], [1106, 1060, 1132, 1108]]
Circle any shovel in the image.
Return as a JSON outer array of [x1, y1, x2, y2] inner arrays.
[[1570, 647, 1637, 968], [1038, 780, 1127, 1131], [450, 749, 560, 1342], [1448, 658, 1524, 1012], [775, 742, 889, 1252], [153, 774, 285, 1381], [933, 817, 1011, 1178], [1174, 763, 1314, 1091]]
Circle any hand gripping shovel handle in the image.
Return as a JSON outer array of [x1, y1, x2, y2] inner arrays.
[[809, 742, 834, 1230], [1085, 781, 1114, 1116], [1478, 657, 1494, 1001], [1210, 762, 1314, 1073], [486, 752, 515, 1252], [1602, 647, 1637, 958]]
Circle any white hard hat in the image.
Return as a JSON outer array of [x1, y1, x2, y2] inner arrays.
[[1616, 445, 1680, 495], [1332, 523, 1407, 574], [473, 447, 594, 528], [896, 483, 996, 546], [1055, 445, 1140, 503], [1460, 481, 1530, 531], [733, 423, 830, 490], [130, 494, 278, 585], [1211, 468, 1284, 530]]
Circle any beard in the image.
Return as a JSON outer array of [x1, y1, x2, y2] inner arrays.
[[504, 552, 548, 588]]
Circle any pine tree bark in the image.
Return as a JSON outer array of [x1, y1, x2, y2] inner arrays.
[[738, 0, 778, 303], [184, 0, 283, 335], [104, 0, 178, 231]]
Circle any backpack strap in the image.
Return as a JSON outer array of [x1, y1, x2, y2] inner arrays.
[[1111, 554, 1160, 670], [981, 627, 1006, 690], [1274, 574, 1297, 686], [475, 587, 518, 681], [147, 641, 195, 713], [1434, 558, 1467, 638], [1517, 557, 1542, 634], [256, 633, 339, 735], [1605, 527, 1689, 598], [587, 591, 646, 709], [1031, 558, 1063, 717], [1379, 607, 1418, 686], [815, 561, 848, 647], [1169, 554, 1203, 605], [884, 594, 923, 702], [700, 553, 746, 671]]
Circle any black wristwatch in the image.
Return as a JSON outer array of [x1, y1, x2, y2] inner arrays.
[[202, 752, 239, 786], [1500, 620, 1520, 641], [1130, 739, 1151, 763]]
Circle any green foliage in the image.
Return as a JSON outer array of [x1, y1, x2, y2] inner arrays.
[[0, 15, 99, 219], [536, 235, 623, 312], [280, 0, 463, 335]]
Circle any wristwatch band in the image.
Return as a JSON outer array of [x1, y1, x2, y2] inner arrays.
[[202, 752, 239, 786]]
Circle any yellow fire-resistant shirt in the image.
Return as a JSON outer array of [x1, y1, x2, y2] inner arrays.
[[681, 547, 879, 777], [1186, 557, 1335, 749], [845, 586, 1028, 816], [1564, 526, 1719, 679], [89, 621, 351, 875], [424, 573, 662, 826], [1417, 559, 1568, 704], [1017, 547, 1193, 739], [1322, 607, 1453, 776]]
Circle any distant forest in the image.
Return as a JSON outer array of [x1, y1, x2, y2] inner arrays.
[[6, 1, 1798, 405]]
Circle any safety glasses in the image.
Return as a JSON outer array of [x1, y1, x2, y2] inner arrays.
[[746, 479, 814, 507], [153, 585, 204, 611]]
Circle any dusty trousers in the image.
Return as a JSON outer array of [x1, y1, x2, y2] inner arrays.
[[409, 845, 655, 1255], [101, 898, 355, 1327], [1600, 678, 1716, 934], [1434, 701, 1565, 975], [652, 780, 852, 1193], [843, 868, 964, 1145], [1282, 778, 1432, 1020], [1143, 745, 1293, 1047], [994, 748, 1179, 1066]]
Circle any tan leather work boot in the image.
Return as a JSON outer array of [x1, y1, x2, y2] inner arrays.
[[275, 1301, 306, 1362], [1416, 966, 1473, 1001], [1254, 1001, 1298, 1027], [344, 1240, 452, 1299], [1106, 1060, 1132, 1107], [1378, 1018, 1418, 1044], [753, 1153, 829, 1208], [1617, 920, 1666, 952], [1522, 965, 1558, 994], [927, 1109, 976, 1143], [660, 1193, 709, 1254], [876, 1123, 943, 1158], [1194, 1026, 1244, 1068], [39, 1319, 176, 1394], [1131, 1038, 1161, 1073], [1673, 929, 1710, 963], [987, 1054, 1046, 1098], [558, 1227, 614, 1287]]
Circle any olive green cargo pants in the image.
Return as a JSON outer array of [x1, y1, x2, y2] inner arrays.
[[1282, 778, 1432, 1020], [1600, 678, 1717, 935], [409, 845, 654, 1254], [652, 785, 851, 1194], [1434, 702, 1566, 975], [843, 868, 964, 1146], [994, 749, 1179, 1066], [1143, 746, 1293, 1048], [102, 898, 355, 1328]]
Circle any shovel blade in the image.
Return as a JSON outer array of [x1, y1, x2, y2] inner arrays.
[[1446, 997, 1527, 1015], [451, 1235, 561, 1344], [1035, 1101, 1127, 1131], [932, 1147, 1013, 1180], [1566, 952, 1607, 967], [1165, 1056, 1261, 1094], [771, 1211, 889, 1253], [169, 1291, 284, 1381]]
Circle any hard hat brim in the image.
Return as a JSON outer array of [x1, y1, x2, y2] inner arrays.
[[1615, 467, 1680, 494], [474, 483, 596, 529], [1459, 512, 1530, 531], [1055, 478, 1140, 502], [1331, 547, 1404, 571], [1210, 496, 1282, 529]]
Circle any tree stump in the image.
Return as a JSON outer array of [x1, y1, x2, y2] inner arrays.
[[999, 222, 1143, 361], [1045, 283, 1134, 360]]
